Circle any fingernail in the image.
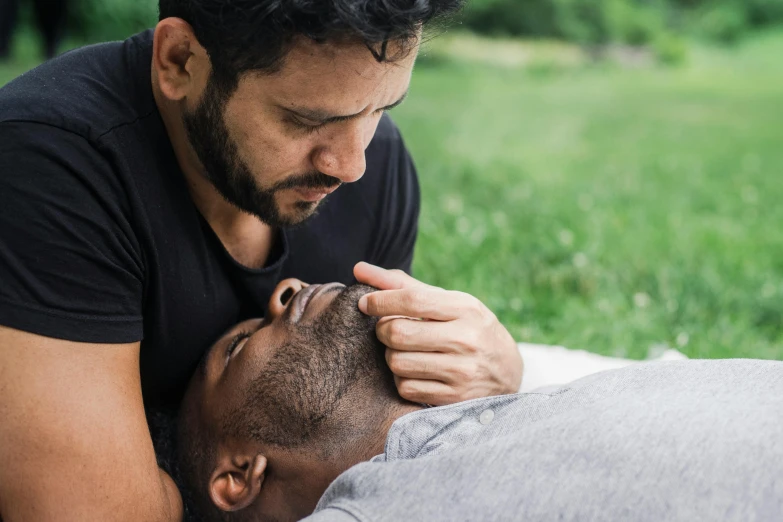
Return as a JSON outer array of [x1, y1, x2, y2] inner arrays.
[[358, 295, 369, 314]]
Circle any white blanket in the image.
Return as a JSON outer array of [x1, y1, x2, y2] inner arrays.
[[518, 343, 688, 392]]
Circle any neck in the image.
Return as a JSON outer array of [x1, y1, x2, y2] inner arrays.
[[323, 391, 423, 474], [270, 393, 422, 517], [151, 67, 275, 268]]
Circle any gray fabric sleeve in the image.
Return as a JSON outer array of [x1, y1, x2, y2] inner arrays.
[[304, 506, 361, 522]]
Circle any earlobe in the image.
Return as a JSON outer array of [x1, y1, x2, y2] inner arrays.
[[209, 454, 268, 512], [152, 18, 204, 101]]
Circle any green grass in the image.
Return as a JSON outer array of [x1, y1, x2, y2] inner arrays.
[[3, 29, 783, 360], [401, 32, 783, 360], [0, 28, 81, 84]]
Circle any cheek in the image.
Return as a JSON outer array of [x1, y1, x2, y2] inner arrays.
[[223, 100, 315, 178]]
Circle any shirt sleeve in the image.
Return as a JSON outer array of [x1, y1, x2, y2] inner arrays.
[[304, 507, 361, 522], [0, 122, 144, 343], [367, 118, 421, 275]]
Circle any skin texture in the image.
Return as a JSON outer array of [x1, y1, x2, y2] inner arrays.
[[181, 266, 523, 520], [354, 263, 524, 405], [152, 18, 416, 268], [151, 17, 523, 405], [0, 19, 418, 522], [0, 328, 182, 522], [0, 18, 522, 521], [182, 278, 422, 521]]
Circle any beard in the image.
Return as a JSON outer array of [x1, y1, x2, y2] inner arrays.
[[221, 284, 395, 449], [181, 78, 342, 227]]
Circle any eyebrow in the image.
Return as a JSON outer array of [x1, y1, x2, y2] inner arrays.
[[283, 90, 409, 124]]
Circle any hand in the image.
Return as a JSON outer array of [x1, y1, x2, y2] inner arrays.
[[354, 262, 524, 406]]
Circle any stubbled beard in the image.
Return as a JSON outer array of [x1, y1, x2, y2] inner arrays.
[[181, 78, 341, 227], [222, 284, 394, 449]]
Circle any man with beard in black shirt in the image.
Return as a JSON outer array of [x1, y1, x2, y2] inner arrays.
[[0, 1, 524, 521]]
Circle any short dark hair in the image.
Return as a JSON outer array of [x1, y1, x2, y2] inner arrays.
[[158, 0, 464, 90]]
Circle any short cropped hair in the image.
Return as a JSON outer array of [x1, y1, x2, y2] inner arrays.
[[158, 0, 464, 90]]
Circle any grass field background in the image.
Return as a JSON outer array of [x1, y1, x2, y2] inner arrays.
[[2, 29, 782, 361]]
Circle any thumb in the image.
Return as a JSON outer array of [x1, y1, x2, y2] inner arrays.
[[354, 262, 423, 291]]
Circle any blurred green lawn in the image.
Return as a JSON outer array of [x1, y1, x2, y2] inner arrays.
[[2, 30, 782, 360]]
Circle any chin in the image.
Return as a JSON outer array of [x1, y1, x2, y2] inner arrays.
[[273, 201, 320, 227]]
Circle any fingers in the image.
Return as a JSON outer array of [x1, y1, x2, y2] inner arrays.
[[377, 317, 474, 353], [393, 376, 460, 407], [354, 262, 416, 291], [360, 287, 482, 321], [386, 349, 476, 384]]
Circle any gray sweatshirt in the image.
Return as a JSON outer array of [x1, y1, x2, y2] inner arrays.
[[306, 359, 783, 522]]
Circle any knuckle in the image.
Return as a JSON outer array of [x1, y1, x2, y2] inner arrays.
[[388, 321, 410, 347], [451, 362, 477, 383], [365, 293, 382, 315], [442, 388, 462, 405], [406, 289, 426, 308], [376, 322, 393, 346], [451, 365, 470, 383], [456, 291, 484, 315], [397, 380, 420, 401], [471, 328, 486, 351], [472, 299, 490, 318], [482, 310, 499, 332], [386, 350, 406, 372], [458, 330, 483, 355]]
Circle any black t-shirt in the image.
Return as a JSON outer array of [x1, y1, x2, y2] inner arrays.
[[0, 30, 419, 411]]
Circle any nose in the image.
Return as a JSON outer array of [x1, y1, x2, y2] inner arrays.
[[312, 121, 370, 184], [267, 278, 307, 320]]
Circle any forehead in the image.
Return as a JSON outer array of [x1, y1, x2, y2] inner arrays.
[[235, 36, 418, 108]]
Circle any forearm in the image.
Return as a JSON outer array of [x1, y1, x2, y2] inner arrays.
[[159, 469, 185, 522], [0, 329, 183, 522], [1, 469, 183, 522]]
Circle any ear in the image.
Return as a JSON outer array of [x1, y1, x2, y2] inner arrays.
[[209, 453, 268, 512], [152, 18, 209, 101]]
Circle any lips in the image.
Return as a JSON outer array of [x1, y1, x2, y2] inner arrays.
[[290, 284, 321, 323], [295, 185, 340, 202], [288, 283, 345, 323]]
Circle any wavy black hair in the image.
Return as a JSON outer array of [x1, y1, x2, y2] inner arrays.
[[158, 0, 464, 91]]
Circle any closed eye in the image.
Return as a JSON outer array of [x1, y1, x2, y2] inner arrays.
[[289, 117, 327, 134], [225, 331, 252, 363]]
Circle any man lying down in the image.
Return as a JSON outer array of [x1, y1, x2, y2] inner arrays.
[[173, 279, 783, 522]]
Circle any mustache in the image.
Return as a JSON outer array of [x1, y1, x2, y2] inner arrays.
[[272, 172, 343, 192]]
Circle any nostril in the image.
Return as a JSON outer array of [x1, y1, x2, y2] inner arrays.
[[280, 288, 294, 306]]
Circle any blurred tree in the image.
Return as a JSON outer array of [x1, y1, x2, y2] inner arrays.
[[0, 0, 69, 59], [462, 0, 783, 45], [9, 0, 780, 51], [67, 0, 157, 42], [691, 2, 749, 44], [464, 0, 558, 37]]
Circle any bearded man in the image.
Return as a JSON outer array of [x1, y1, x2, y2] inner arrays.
[[0, 2, 524, 521], [172, 278, 783, 521]]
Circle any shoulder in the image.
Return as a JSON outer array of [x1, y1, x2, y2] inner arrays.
[[0, 30, 155, 141], [357, 113, 417, 192], [372, 112, 403, 142], [364, 113, 407, 166]]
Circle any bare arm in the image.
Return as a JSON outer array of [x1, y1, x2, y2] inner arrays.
[[0, 326, 183, 522]]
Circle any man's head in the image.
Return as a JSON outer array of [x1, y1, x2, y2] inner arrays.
[[177, 279, 418, 521], [152, 0, 463, 226]]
